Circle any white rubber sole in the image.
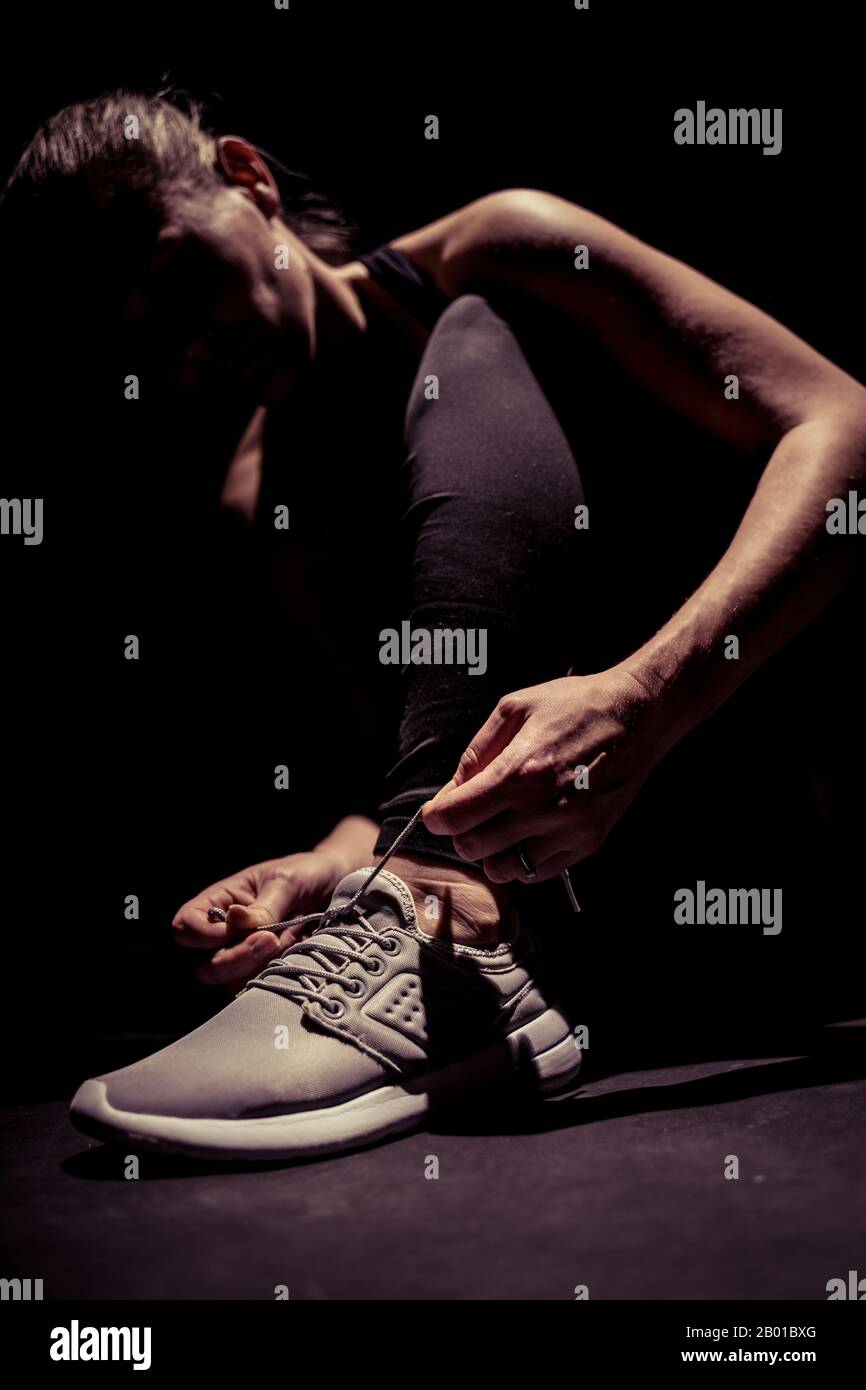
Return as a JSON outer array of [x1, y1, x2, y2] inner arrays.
[[71, 1010, 582, 1161]]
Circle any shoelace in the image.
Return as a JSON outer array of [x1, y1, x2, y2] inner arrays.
[[207, 805, 424, 939], [213, 808, 427, 1008], [243, 907, 401, 1010], [206, 797, 581, 989]]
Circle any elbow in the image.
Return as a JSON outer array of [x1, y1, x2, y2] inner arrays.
[[792, 375, 866, 448], [814, 385, 866, 452]]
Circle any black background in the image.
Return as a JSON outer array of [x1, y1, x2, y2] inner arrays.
[[1, 2, 862, 1099]]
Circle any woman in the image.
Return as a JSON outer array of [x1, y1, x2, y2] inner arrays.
[[6, 90, 864, 1000]]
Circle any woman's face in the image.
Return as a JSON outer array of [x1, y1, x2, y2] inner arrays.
[[125, 180, 317, 404]]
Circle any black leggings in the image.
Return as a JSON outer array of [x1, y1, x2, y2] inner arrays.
[[374, 294, 587, 865]]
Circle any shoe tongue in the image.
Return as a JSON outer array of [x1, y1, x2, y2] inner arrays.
[[325, 867, 416, 933]]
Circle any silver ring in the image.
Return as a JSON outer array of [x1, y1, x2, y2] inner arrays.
[[518, 844, 537, 880]]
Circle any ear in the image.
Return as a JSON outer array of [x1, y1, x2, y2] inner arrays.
[[215, 136, 281, 217]]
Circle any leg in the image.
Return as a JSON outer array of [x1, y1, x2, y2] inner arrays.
[[374, 294, 587, 937], [69, 299, 593, 1148]]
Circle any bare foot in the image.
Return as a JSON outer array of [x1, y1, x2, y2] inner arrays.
[[384, 853, 511, 946]]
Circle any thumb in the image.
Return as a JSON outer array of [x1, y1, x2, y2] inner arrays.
[[225, 876, 299, 941]]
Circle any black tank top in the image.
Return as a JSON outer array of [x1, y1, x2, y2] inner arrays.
[[358, 245, 448, 330]]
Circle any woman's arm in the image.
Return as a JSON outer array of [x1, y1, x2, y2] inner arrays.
[[400, 191, 866, 720], [623, 416, 864, 752], [394, 189, 865, 448], [415, 191, 866, 878]]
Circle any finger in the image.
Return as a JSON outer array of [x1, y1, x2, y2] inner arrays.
[[451, 696, 526, 787], [452, 808, 559, 863], [485, 829, 598, 886], [526, 849, 585, 885], [171, 881, 256, 949], [482, 836, 550, 885], [194, 929, 282, 988], [224, 874, 301, 939], [423, 729, 535, 837]]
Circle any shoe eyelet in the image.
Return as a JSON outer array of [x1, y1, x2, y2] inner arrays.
[[380, 936, 400, 955], [363, 956, 385, 975], [342, 978, 366, 998], [321, 998, 345, 1019]]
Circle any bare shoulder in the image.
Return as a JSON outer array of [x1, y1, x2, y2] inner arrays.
[[391, 188, 588, 291]]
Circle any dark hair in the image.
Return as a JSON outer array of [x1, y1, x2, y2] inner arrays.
[[0, 87, 354, 330]]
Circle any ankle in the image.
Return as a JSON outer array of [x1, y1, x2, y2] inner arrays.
[[385, 853, 510, 946]]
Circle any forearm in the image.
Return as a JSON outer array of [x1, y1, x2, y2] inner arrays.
[[622, 414, 866, 751], [314, 815, 380, 874]]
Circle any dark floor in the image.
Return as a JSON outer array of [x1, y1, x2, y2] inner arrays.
[[2, 1021, 865, 1301]]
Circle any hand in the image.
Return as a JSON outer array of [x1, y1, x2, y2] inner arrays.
[[171, 849, 350, 989], [422, 668, 667, 884]]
